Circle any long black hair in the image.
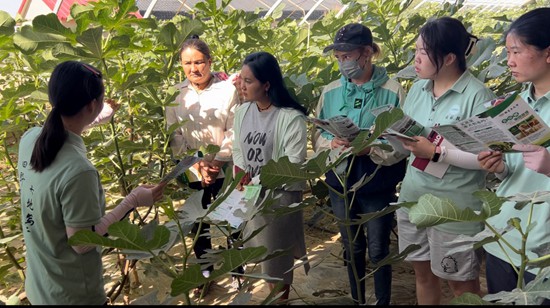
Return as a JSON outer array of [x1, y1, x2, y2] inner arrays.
[[242, 51, 307, 115], [30, 61, 104, 172], [419, 17, 478, 74], [506, 7, 550, 51]]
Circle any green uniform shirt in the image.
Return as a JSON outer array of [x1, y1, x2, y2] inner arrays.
[[18, 127, 106, 305], [317, 65, 405, 137], [484, 85, 550, 274], [398, 71, 496, 235]]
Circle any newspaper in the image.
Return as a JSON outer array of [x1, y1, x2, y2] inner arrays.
[[431, 91, 550, 154], [307, 115, 364, 141], [369, 105, 424, 141], [207, 185, 261, 228]]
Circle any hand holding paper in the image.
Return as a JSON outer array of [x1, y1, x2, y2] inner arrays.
[[512, 144, 550, 176], [121, 184, 165, 209], [477, 151, 505, 174], [234, 165, 252, 191], [400, 136, 435, 159]]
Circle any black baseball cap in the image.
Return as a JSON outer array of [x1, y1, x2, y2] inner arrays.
[[323, 23, 373, 53]]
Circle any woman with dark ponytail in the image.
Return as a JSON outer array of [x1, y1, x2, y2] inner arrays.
[[17, 61, 165, 305]]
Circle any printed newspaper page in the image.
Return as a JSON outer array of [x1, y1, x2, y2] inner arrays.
[[306, 115, 362, 141], [207, 185, 261, 228], [432, 91, 550, 154]]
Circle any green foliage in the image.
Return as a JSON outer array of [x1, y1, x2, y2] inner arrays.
[[0, 0, 543, 304], [69, 220, 171, 251], [483, 267, 550, 304], [411, 191, 550, 304]]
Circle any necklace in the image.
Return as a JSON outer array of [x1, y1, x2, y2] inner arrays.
[[256, 102, 272, 112]]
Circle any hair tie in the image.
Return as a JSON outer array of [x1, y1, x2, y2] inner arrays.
[[50, 106, 60, 116], [82, 63, 102, 78], [465, 36, 479, 57]]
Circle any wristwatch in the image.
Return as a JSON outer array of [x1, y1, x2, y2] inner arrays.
[[431, 146, 441, 162]]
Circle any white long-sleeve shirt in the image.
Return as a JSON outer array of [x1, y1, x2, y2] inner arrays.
[[166, 75, 239, 182]]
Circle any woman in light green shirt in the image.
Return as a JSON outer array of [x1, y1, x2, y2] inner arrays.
[[18, 61, 164, 305], [394, 17, 495, 304], [477, 8, 550, 304]]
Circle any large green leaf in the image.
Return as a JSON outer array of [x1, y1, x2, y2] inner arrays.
[[0, 10, 15, 36], [350, 107, 404, 153], [104, 35, 130, 56], [508, 191, 550, 209], [474, 190, 506, 218], [409, 194, 485, 228], [158, 22, 179, 51], [68, 220, 170, 251], [260, 156, 316, 189], [32, 13, 74, 39], [76, 27, 103, 59], [13, 25, 68, 53], [303, 149, 344, 176], [121, 221, 181, 260]]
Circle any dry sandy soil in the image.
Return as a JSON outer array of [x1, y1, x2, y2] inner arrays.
[[104, 208, 487, 306]]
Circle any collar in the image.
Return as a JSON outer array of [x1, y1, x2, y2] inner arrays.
[[525, 83, 550, 105], [176, 74, 221, 92], [343, 65, 388, 95], [422, 70, 473, 96], [66, 130, 86, 154]]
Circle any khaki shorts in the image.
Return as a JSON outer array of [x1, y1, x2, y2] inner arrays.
[[396, 208, 482, 281]]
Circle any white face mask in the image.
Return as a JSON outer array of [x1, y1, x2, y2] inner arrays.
[[338, 55, 364, 79]]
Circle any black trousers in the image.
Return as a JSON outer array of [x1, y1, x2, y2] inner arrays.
[[188, 179, 224, 274]]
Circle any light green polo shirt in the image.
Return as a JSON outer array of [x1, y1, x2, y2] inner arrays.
[[484, 85, 550, 274], [398, 70, 496, 235], [18, 127, 107, 305]]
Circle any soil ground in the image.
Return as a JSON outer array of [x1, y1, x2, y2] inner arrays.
[[104, 207, 487, 305]]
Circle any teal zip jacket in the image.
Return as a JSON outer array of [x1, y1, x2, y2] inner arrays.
[[314, 65, 407, 194]]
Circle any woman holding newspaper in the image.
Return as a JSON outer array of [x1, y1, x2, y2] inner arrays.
[[477, 8, 550, 303], [394, 17, 496, 304], [313, 23, 407, 305], [165, 35, 240, 295], [17, 61, 165, 305]]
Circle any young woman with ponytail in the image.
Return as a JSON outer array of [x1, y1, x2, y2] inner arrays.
[[17, 61, 165, 305]]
